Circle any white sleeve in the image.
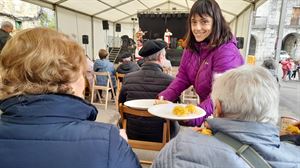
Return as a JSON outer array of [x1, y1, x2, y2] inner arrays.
[[213, 72, 223, 80]]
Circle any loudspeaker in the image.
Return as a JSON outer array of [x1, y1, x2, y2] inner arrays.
[[102, 20, 109, 30], [236, 37, 244, 49], [82, 35, 89, 44], [116, 23, 121, 32]]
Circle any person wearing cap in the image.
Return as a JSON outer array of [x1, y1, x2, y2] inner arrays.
[[0, 21, 13, 52], [118, 40, 177, 142], [116, 52, 140, 74]]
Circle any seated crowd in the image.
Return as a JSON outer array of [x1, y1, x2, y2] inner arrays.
[[0, 28, 140, 168], [2, 0, 300, 166], [0, 28, 299, 168]]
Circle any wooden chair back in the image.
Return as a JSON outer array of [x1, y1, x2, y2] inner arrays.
[[116, 72, 126, 101], [119, 104, 170, 165]]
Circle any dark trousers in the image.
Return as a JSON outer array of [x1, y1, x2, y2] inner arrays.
[[98, 88, 116, 99], [119, 116, 180, 142]]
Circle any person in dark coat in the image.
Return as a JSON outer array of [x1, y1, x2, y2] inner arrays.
[[0, 21, 13, 52], [116, 52, 140, 74], [118, 40, 178, 142], [0, 28, 140, 168]]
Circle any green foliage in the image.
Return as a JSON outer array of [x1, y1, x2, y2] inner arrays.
[[39, 9, 56, 29]]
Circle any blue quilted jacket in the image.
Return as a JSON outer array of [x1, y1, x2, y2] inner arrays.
[[0, 94, 140, 168]]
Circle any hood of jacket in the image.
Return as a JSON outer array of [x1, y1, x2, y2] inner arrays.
[[208, 118, 280, 147], [119, 61, 134, 71], [0, 94, 98, 124]]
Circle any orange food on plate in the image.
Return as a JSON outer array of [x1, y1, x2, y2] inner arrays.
[[172, 104, 199, 116], [172, 105, 188, 116], [185, 104, 197, 113]]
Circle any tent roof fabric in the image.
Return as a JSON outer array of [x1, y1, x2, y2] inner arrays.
[[23, 0, 265, 23]]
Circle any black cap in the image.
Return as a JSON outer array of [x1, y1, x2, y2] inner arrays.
[[121, 52, 132, 59], [138, 40, 166, 57]]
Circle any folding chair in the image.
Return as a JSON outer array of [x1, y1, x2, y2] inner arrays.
[[91, 71, 117, 110], [119, 104, 170, 165], [182, 86, 200, 104]]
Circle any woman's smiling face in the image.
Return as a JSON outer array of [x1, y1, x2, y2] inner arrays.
[[191, 14, 213, 42]]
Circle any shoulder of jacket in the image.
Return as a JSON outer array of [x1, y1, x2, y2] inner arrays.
[[80, 121, 116, 137], [216, 41, 237, 52], [162, 73, 175, 80]]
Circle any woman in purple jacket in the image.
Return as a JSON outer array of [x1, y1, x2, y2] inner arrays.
[[159, 0, 244, 126]]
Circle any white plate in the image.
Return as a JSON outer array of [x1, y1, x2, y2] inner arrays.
[[148, 104, 206, 120], [124, 99, 171, 110]]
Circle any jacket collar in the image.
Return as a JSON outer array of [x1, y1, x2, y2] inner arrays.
[[207, 118, 280, 147], [0, 94, 98, 124], [0, 29, 9, 34], [194, 37, 238, 55], [141, 62, 163, 71]]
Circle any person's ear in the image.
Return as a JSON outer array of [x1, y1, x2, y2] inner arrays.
[[213, 99, 223, 118], [158, 53, 164, 63]]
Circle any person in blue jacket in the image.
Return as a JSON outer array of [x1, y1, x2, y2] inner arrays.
[[0, 27, 141, 168], [94, 49, 117, 99]]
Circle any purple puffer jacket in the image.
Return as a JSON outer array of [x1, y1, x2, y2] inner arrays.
[[159, 38, 244, 126]]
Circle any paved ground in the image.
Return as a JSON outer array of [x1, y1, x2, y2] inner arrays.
[[278, 79, 300, 120]]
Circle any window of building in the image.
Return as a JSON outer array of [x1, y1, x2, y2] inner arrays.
[[15, 20, 22, 30], [290, 6, 300, 25]]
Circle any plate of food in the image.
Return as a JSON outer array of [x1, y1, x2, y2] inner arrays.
[[148, 103, 206, 120], [124, 99, 171, 110]]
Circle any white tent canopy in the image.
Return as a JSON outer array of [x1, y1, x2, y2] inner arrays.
[[23, 0, 266, 59]]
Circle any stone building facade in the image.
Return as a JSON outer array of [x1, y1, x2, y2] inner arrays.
[[250, 0, 300, 61], [0, 0, 45, 34]]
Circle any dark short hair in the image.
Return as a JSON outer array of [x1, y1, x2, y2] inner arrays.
[[98, 49, 108, 59], [184, 0, 233, 52], [262, 58, 276, 70]]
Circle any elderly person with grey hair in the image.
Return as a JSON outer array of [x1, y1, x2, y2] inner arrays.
[[116, 52, 140, 74], [152, 65, 300, 168], [262, 58, 279, 82], [0, 21, 13, 51], [118, 40, 177, 142]]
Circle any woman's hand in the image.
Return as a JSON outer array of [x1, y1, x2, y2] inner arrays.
[[190, 126, 202, 132]]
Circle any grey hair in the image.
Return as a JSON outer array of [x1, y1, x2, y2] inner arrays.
[[143, 49, 166, 62], [211, 65, 279, 125], [262, 58, 276, 70], [122, 57, 131, 62], [1, 21, 13, 29]]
